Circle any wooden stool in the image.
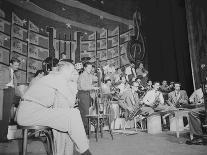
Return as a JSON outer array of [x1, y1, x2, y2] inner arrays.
[[173, 109, 190, 138], [18, 125, 55, 155], [147, 113, 162, 134]]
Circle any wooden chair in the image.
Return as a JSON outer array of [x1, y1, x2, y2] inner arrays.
[[86, 92, 113, 141], [18, 125, 55, 155], [134, 114, 147, 131]]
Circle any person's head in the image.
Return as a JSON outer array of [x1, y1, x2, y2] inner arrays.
[[83, 62, 93, 74], [174, 82, 181, 91], [105, 79, 112, 86], [61, 53, 67, 59], [43, 57, 59, 74], [169, 81, 174, 87], [57, 61, 78, 82], [131, 63, 135, 68], [10, 57, 20, 71], [153, 81, 160, 91], [34, 70, 44, 78], [162, 80, 167, 86], [147, 80, 152, 86], [138, 63, 144, 69], [131, 81, 139, 91], [91, 65, 96, 74]]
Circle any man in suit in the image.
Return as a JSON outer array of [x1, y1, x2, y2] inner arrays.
[[118, 81, 140, 113], [118, 81, 153, 120], [0, 57, 20, 142], [143, 81, 176, 128], [167, 82, 189, 108]]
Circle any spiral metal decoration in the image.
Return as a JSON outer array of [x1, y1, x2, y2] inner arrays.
[[127, 10, 146, 64]]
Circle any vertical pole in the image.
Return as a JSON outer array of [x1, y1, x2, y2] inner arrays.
[[185, 0, 198, 90], [69, 33, 72, 59], [58, 33, 61, 59]]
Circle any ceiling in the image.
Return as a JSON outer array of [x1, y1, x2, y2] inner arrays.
[[76, 0, 141, 20]]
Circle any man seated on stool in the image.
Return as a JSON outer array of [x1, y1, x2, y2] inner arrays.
[[186, 84, 207, 145], [167, 82, 189, 108], [118, 81, 153, 120], [143, 81, 176, 128]]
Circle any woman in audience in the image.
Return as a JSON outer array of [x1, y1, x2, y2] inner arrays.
[[16, 61, 91, 155]]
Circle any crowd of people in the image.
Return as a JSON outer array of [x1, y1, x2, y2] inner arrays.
[[0, 55, 206, 155]]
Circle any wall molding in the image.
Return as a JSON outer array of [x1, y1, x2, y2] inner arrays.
[[7, 0, 103, 32]]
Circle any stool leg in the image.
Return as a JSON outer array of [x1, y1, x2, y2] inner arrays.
[[44, 130, 55, 155], [95, 118, 99, 142], [22, 129, 28, 155], [108, 117, 113, 140], [88, 118, 91, 139], [100, 119, 103, 138], [134, 118, 137, 131]]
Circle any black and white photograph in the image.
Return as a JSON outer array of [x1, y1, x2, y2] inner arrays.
[[0, 0, 207, 155]]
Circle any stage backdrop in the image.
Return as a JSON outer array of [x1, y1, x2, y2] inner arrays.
[[185, 0, 207, 89], [139, 0, 194, 95]]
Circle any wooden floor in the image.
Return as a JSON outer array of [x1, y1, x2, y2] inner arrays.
[[0, 130, 207, 155]]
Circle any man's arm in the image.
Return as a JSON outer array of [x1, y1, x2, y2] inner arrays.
[[159, 93, 164, 104]]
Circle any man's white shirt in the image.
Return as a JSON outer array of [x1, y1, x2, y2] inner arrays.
[[143, 89, 164, 106]]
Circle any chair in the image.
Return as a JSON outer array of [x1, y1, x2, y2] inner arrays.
[[86, 92, 113, 141], [18, 125, 55, 155], [134, 115, 147, 131], [147, 112, 162, 134]]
